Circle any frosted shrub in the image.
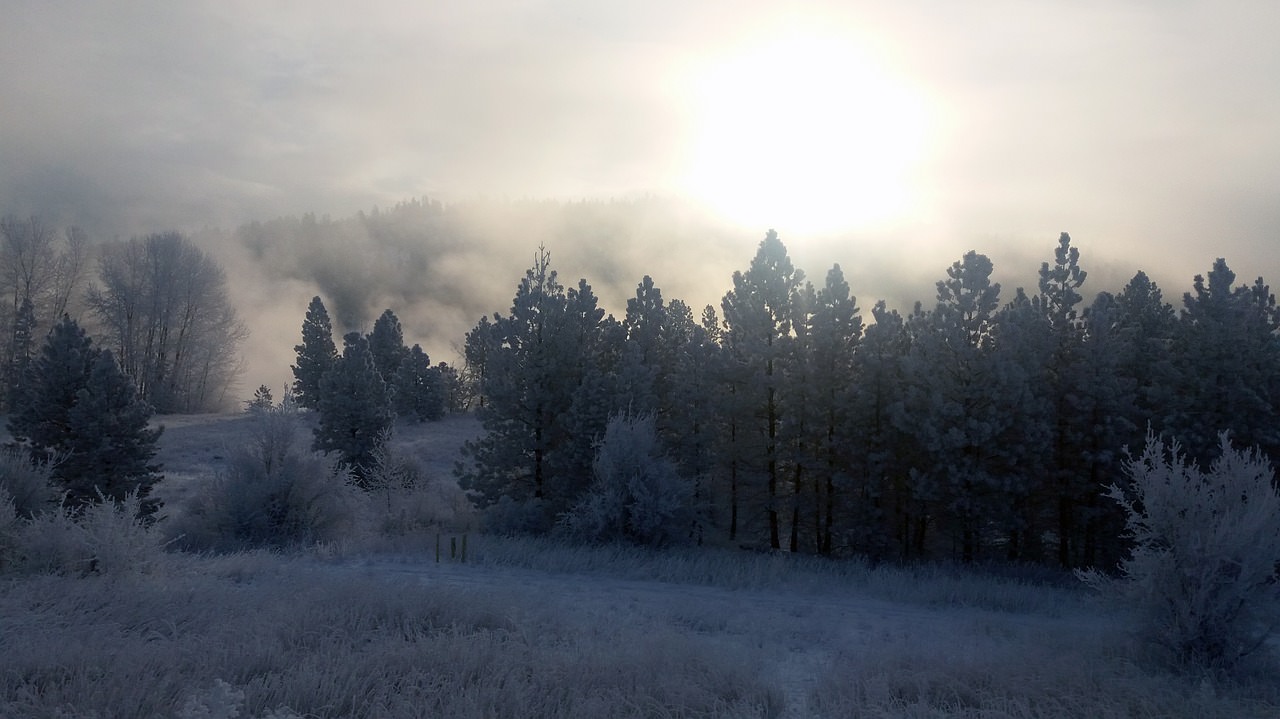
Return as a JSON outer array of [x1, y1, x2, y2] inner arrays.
[[1080, 431, 1280, 673], [0, 447, 58, 518], [170, 408, 364, 551], [365, 440, 474, 535], [559, 413, 695, 547], [8, 492, 162, 576]]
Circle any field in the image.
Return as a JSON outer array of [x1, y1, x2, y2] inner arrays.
[[2, 412, 1279, 718]]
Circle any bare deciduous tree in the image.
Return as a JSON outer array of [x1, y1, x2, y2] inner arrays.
[[87, 232, 247, 413]]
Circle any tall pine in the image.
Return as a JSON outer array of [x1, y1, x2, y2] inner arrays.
[[292, 296, 338, 410]]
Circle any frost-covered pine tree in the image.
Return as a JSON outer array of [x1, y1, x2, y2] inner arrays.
[[313, 332, 393, 484], [291, 296, 338, 410]]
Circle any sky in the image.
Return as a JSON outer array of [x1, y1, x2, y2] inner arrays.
[[3, 1, 1280, 397]]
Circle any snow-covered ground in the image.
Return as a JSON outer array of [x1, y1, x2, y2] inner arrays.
[[2, 411, 1279, 717]]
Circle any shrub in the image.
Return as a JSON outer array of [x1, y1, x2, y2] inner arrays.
[[0, 447, 58, 518], [1079, 431, 1280, 673], [169, 408, 364, 551], [7, 492, 163, 576], [364, 439, 474, 535], [558, 413, 696, 547]]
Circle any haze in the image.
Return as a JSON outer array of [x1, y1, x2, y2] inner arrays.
[[4, 1, 1279, 396]]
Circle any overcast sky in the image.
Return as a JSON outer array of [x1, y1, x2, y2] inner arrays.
[[4, 1, 1279, 391]]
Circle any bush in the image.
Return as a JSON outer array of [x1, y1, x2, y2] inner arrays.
[[6, 492, 163, 576], [0, 447, 57, 518], [169, 408, 364, 551], [1079, 431, 1280, 673], [558, 413, 696, 547], [364, 439, 474, 535]]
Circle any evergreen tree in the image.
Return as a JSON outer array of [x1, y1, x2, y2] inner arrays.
[[313, 332, 393, 483], [805, 264, 862, 554], [292, 296, 338, 410], [1171, 260, 1280, 464], [458, 247, 607, 526], [7, 316, 162, 513], [8, 315, 96, 456], [894, 251, 1017, 561], [392, 344, 445, 422], [1111, 271, 1179, 436], [61, 350, 163, 511], [6, 296, 36, 411], [721, 230, 802, 549], [846, 301, 911, 558], [368, 308, 408, 382]]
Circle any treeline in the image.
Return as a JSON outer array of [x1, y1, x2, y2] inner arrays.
[[457, 232, 1280, 568], [1, 216, 245, 414]]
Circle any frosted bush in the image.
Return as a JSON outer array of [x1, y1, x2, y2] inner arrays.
[[559, 413, 695, 547], [1079, 431, 1280, 673], [0, 447, 58, 518], [6, 492, 162, 576], [169, 408, 364, 551]]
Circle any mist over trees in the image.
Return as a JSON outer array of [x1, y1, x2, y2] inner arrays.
[[1, 215, 90, 411], [457, 230, 1280, 569]]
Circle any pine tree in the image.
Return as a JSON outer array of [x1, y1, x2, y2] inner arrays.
[[291, 296, 338, 410], [846, 301, 911, 558], [458, 247, 608, 526], [313, 332, 393, 483], [368, 308, 408, 382], [721, 230, 802, 549], [392, 344, 445, 422], [7, 315, 95, 456], [1171, 260, 1280, 464], [806, 264, 862, 554], [7, 316, 162, 513], [894, 251, 1015, 561], [61, 350, 163, 512]]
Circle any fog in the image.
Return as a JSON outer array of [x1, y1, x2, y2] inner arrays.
[[3, 2, 1280, 397]]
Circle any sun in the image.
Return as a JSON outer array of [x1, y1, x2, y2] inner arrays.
[[680, 28, 932, 236]]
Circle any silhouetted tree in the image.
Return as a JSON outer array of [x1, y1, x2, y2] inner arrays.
[[292, 296, 338, 410], [313, 332, 393, 484], [392, 344, 445, 422], [368, 308, 408, 382]]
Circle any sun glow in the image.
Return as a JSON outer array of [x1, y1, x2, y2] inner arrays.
[[681, 28, 932, 236]]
